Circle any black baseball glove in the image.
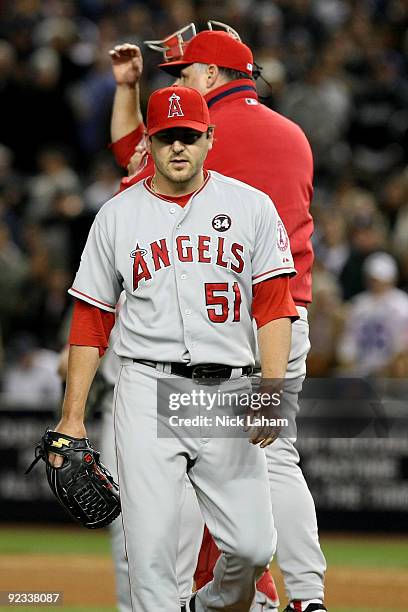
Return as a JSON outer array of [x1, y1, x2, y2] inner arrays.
[[26, 429, 121, 529]]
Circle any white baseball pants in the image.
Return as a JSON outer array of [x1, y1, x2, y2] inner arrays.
[[113, 361, 276, 612], [264, 308, 326, 601], [101, 392, 204, 611]]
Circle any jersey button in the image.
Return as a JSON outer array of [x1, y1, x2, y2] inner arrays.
[[170, 207, 176, 214], [180, 274, 187, 280], [185, 309, 191, 315]]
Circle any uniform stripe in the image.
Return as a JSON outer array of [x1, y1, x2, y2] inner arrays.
[[143, 171, 211, 202], [68, 287, 116, 312], [252, 266, 296, 281], [207, 84, 256, 108]]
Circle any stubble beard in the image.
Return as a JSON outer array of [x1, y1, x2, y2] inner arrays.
[[160, 159, 199, 185]]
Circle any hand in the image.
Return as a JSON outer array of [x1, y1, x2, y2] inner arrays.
[[244, 408, 282, 447], [48, 419, 87, 468], [110, 44, 143, 86], [244, 382, 283, 448], [127, 138, 148, 177]]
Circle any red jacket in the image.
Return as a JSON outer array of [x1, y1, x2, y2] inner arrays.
[[111, 79, 314, 305]]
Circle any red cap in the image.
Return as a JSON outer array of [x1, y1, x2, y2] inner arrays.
[[146, 86, 211, 136], [159, 31, 253, 77]]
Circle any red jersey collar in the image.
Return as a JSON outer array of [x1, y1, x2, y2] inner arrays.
[[205, 79, 258, 109]]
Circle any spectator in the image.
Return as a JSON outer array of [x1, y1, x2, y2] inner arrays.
[[0, 221, 28, 337], [307, 262, 345, 377], [26, 147, 80, 221], [69, 46, 117, 157], [84, 154, 122, 212], [0, 145, 27, 248], [348, 51, 408, 181], [337, 252, 408, 376], [41, 191, 93, 271], [2, 334, 62, 406], [386, 169, 408, 260], [19, 46, 79, 171], [315, 209, 350, 277], [0, 39, 27, 170], [339, 216, 387, 300], [279, 49, 351, 179]]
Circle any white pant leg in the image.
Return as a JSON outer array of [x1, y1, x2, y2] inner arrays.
[[114, 362, 194, 612], [266, 309, 326, 601], [177, 480, 205, 605], [190, 434, 276, 612], [251, 590, 279, 611], [101, 390, 132, 612], [266, 435, 326, 601], [101, 388, 203, 610], [101, 388, 204, 612]]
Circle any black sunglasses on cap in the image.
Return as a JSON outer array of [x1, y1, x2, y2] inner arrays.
[[153, 128, 207, 145]]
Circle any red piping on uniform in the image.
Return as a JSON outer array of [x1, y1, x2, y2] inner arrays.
[[69, 287, 115, 310], [253, 266, 295, 280], [143, 170, 211, 202]]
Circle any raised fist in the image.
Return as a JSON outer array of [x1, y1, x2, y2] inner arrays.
[[110, 43, 143, 86]]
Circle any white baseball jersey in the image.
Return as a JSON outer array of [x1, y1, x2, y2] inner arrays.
[[69, 171, 295, 366], [99, 293, 125, 386]]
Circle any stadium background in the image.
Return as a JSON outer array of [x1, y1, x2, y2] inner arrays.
[[0, 0, 407, 610]]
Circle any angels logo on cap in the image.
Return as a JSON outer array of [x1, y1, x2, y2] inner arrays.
[[168, 93, 184, 118], [147, 86, 211, 136]]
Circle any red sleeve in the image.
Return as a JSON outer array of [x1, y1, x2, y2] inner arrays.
[[252, 276, 299, 329], [109, 124, 146, 168], [69, 299, 115, 357]]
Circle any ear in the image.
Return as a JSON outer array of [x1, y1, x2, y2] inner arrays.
[[206, 64, 219, 89], [207, 127, 215, 151]]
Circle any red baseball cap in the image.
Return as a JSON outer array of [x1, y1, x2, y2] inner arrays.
[[146, 86, 211, 136], [159, 30, 253, 77]]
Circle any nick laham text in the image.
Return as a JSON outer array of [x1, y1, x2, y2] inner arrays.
[[168, 415, 288, 427]]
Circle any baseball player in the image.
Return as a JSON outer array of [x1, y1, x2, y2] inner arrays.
[[49, 85, 299, 612], [108, 26, 327, 612]]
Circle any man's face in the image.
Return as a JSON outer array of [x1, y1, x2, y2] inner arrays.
[[175, 64, 209, 95], [148, 127, 213, 186]]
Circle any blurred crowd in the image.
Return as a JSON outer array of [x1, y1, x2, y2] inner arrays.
[[0, 0, 407, 405]]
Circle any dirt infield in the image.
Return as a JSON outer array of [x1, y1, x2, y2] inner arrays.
[[0, 556, 115, 607], [1, 554, 407, 609]]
